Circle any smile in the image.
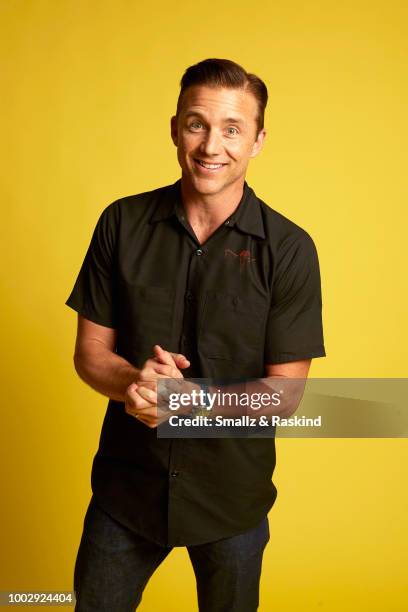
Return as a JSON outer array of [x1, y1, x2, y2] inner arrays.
[[194, 159, 227, 170]]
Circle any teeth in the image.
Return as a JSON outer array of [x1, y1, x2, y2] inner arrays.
[[197, 160, 224, 169]]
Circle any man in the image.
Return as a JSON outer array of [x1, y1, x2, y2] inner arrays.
[[66, 58, 325, 611]]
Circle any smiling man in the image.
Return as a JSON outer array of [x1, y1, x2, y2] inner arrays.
[[66, 59, 325, 611]]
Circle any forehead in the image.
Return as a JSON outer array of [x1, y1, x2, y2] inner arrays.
[[179, 85, 258, 122]]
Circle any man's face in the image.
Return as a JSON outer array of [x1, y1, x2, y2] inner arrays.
[[171, 85, 266, 197]]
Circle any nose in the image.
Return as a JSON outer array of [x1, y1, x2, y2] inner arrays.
[[200, 128, 223, 156]]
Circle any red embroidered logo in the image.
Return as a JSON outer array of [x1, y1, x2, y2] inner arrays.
[[224, 249, 256, 272]]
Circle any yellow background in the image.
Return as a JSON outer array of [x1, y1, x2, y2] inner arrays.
[[1, 1, 407, 610]]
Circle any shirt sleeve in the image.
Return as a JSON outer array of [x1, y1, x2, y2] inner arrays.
[[65, 203, 118, 328], [264, 230, 326, 364]]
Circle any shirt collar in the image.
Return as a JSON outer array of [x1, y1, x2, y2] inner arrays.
[[149, 179, 265, 240], [149, 181, 181, 223], [228, 182, 265, 239]]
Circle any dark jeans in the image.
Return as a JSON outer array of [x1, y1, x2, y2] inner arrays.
[[74, 496, 270, 612]]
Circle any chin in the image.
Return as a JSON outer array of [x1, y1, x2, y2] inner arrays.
[[192, 179, 225, 196]]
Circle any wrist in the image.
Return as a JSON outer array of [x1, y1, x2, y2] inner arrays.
[[121, 366, 141, 399]]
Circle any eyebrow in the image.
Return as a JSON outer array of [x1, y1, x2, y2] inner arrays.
[[183, 111, 245, 125]]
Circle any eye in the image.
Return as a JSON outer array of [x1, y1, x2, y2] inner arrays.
[[226, 126, 239, 136], [189, 121, 203, 131]]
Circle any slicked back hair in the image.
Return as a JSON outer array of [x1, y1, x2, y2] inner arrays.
[[176, 58, 268, 135]]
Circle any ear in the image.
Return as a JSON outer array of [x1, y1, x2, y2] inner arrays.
[[170, 115, 178, 146], [250, 128, 266, 158]]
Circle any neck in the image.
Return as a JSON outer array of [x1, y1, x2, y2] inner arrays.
[[180, 176, 245, 236]]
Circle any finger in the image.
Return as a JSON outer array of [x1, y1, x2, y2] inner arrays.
[[152, 363, 182, 379], [126, 393, 153, 411], [134, 398, 177, 426], [153, 345, 177, 367], [137, 402, 179, 428], [126, 384, 155, 410], [170, 352, 190, 369], [137, 379, 156, 392], [138, 367, 182, 383], [126, 401, 159, 423], [155, 377, 186, 410], [152, 404, 179, 426], [134, 405, 159, 418], [137, 384, 158, 405], [126, 382, 139, 395], [131, 386, 164, 418], [133, 402, 163, 427], [127, 383, 149, 404]]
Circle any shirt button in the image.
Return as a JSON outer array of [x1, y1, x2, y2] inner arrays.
[[225, 220, 230, 225], [195, 249, 203, 256], [170, 471, 179, 477], [185, 291, 193, 301]]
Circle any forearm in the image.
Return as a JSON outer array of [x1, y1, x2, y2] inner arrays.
[[74, 345, 140, 403]]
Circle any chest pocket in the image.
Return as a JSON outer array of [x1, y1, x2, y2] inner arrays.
[[198, 291, 268, 363], [118, 283, 175, 350]]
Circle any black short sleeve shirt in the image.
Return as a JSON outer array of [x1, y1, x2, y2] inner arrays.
[[66, 179, 326, 546]]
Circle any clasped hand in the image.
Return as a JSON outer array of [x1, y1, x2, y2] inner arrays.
[[124, 345, 191, 428]]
